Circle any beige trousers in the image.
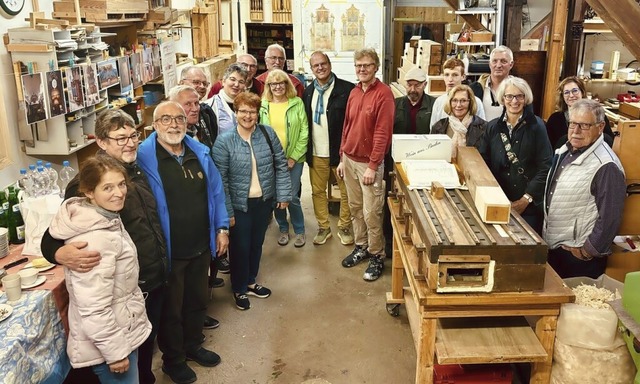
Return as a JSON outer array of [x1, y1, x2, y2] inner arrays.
[[309, 156, 352, 231]]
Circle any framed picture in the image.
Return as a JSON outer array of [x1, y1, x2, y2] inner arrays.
[[131, 52, 143, 89], [65, 66, 85, 112], [45, 70, 67, 117], [22, 73, 48, 124], [118, 56, 132, 94], [83, 63, 100, 106], [97, 58, 120, 89], [142, 47, 153, 83]]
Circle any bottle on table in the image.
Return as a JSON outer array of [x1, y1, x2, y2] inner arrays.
[[7, 188, 24, 244], [16, 168, 33, 199], [45, 162, 60, 196], [59, 160, 76, 197], [33, 165, 50, 196]]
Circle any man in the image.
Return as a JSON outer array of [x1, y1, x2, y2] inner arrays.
[[137, 100, 229, 384], [40, 110, 167, 384], [394, 67, 437, 135], [255, 44, 304, 97], [303, 51, 355, 246], [179, 66, 210, 100], [207, 54, 264, 97], [337, 48, 394, 282], [176, 71, 220, 152], [544, 99, 626, 279], [430, 58, 485, 127], [470, 45, 514, 121]]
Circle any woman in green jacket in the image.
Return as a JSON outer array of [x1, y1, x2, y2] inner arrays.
[[260, 69, 309, 247]]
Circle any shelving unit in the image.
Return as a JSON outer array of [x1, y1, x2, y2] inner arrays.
[[245, 23, 294, 74]]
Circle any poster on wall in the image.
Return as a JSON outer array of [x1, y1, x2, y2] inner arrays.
[[21, 73, 48, 124], [83, 63, 100, 106], [97, 59, 120, 89], [131, 52, 143, 89], [142, 47, 154, 83], [45, 70, 67, 117], [65, 66, 85, 112], [160, 40, 177, 95], [118, 56, 132, 94]]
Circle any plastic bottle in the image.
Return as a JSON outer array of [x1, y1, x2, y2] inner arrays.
[[32, 166, 49, 196], [16, 168, 33, 198], [45, 162, 60, 196], [59, 160, 77, 197], [7, 189, 24, 244]]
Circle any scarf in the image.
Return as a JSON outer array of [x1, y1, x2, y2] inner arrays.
[[448, 113, 473, 159], [313, 74, 335, 124]]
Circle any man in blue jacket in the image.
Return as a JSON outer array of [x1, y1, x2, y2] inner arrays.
[[137, 99, 229, 384]]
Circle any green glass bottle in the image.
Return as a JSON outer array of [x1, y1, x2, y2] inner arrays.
[[7, 190, 24, 244]]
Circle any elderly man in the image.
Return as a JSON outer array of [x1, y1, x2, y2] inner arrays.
[[180, 66, 210, 100], [544, 99, 626, 279], [207, 54, 264, 97], [470, 45, 514, 121], [337, 48, 395, 282], [40, 110, 167, 384], [303, 51, 355, 246], [137, 100, 229, 384], [255, 43, 304, 97], [394, 67, 437, 134]]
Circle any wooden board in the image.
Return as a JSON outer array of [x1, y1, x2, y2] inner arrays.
[[615, 120, 640, 179], [192, 11, 219, 59]]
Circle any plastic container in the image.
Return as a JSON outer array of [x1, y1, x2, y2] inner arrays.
[[59, 161, 77, 197]]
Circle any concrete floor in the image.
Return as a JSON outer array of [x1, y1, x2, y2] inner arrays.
[[151, 168, 417, 384]]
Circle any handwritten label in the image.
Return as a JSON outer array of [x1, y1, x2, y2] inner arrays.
[[404, 140, 443, 158]]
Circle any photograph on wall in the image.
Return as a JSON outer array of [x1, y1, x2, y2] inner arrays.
[[118, 56, 132, 94], [131, 52, 143, 88], [22, 73, 48, 124], [65, 66, 84, 112], [97, 58, 120, 89], [83, 63, 100, 106], [45, 70, 67, 117], [142, 47, 154, 83], [160, 40, 177, 95], [152, 45, 162, 80]]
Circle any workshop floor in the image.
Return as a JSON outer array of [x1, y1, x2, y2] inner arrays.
[[151, 168, 417, 384]]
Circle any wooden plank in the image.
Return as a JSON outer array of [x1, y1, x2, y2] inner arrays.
[[435, 316, 548, 364], [191, 12, 219, 59], [505, 0, 523, 51], [542, 0, 569, 120], [6, 43, 53, 52], [530, 315, 558, 383]]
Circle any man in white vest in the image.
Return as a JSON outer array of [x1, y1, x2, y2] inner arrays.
[[543, 99, 625, 278]]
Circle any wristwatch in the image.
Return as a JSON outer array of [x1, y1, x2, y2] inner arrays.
[[523, 194, 533, 203], [217, 228, 229, 235]]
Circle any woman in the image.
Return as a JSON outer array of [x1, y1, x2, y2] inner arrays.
[[213, 92, 292, 310], [546, 76, 614, 149], [206, 63, 248, 136], [478, 76, 552, 235], [431, 84, 487, 159], [49, 155, 151, 382], [259, 69, 309, 248]]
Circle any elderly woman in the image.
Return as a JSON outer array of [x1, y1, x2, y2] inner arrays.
[[431, 84, 487, 159], [546, 76, 614, 149], [205, 63, 248, 135], [478, 76, 552, 234], [259, 69, 309, 247], [212, 92, 291, 310]]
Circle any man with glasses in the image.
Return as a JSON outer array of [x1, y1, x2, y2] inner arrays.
[[470, 45, 514, 121], [180, 66, 210, 100], [544, 99, 625, 279], [169, 84, 218, 155], [255, 44, 304, 97], [302, 51, 355, 246], [137, 100, 229, 384], [337, 48, 394, 282], [40, 109, 168, 384], [207, 54, 264, 97]]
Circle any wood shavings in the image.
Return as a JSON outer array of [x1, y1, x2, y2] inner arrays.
[[572, 283, 616, 309]]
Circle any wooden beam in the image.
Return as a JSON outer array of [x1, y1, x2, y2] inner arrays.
[[541, 0, 569, 120], [523, 12, 551, 39], [505, 0, 523, 52], [585, 0, 640, 60], [441, 0, 486, 31]]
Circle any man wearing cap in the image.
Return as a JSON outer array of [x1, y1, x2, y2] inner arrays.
[[394, 67, 437, 135]]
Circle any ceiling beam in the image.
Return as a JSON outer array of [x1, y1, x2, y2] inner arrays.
[[541, 0, 569, 119], [441, 0, 486, 31], [584, 0, 640, 59]]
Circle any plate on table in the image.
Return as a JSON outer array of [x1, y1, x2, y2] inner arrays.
[[0, 303, 13, 322], [21, 275, 46, 289], [22, 260, 56, 272]]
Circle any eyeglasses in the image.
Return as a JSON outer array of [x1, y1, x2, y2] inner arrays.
[[183, 79, 209, 87], [269, 81, 286, 88], [311, 62, 329, 70], [227, 76, 246, 85], [237, 110, 258, 116], [504, 94, 525, 102], [238, 62, 258, 69], [451, 98, 470, 105], [568, 121, 598, 131], [106, 131, 142, 146], [354, 63, 376, 70], [267, 56, 285, 62], [154, 115, 187, 126], [563, 88, 581, 97]]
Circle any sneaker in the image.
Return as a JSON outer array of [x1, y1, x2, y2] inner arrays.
[[363, 256, 385, 281], [294, 234, 306, 247], [278, 232, 289, 246], [208, 277, 224, 289], [341, 245, 370, 268], [215, 257, 230, 274], [337, 227, 354, 245], [162, 362, 196, 384], [247, 284, 271, 298], [234, 293, 251, 310], [185, 347, 221, 367], [313, 228, 332, 245], [203, 315, 219, 329]]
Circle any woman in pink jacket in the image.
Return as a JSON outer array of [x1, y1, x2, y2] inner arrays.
[[49, 155, 151, 383]]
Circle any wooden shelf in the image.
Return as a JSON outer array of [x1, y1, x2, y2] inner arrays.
[[451, 41, 496, 47], [455, 8, 496, 15], [69, 139, 96, 154]]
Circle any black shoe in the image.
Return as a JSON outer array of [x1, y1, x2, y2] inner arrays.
[[234, 293, 251, 310], [341, 245, 370, 268], [363, 255, 385, 281], [185, 347, 221, 367], [162, 362, 196, 384], [208, 277, 225, 289], [203, 315, 219, 329], [247, 284, 271, 298], [215, 257, 230, 274]]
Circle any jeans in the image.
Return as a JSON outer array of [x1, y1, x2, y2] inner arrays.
[[275, 162, 305, 234], [92, 350, 139, 384], [230, 197, 273, 294]]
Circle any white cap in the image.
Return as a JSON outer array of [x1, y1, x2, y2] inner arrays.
[[405, 67, 427, 82]]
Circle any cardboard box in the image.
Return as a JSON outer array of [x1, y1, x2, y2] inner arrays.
[[606, 241, 640, 283], [446, 23, 465, 34], [619, 103, 640, 119], [391, 134, 452, 162]]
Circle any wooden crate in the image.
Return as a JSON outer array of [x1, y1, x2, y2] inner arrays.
[[53, 0, 148, 22], [192, 5, 219, 60]]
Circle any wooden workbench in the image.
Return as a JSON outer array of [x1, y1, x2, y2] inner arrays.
[[386, 198, 575, 384]]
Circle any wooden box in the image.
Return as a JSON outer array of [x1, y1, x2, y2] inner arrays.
[[470, 31, 494, 42], [615, 120, 640, 179], [619, 103, 640, 119]]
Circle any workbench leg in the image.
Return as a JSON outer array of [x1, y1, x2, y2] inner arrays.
[[415, 317, 436, 384], [530, 315, 557, 384], [391, 235, 404, 300]]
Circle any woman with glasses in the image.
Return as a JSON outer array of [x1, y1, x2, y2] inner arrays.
[[213, 92, 291, 310], [206, 64, 249, 136], [259, 69, 309, 248], [478, 76, 552, 234], [545, 76, 614, 149], [431, 84, 487, 159]]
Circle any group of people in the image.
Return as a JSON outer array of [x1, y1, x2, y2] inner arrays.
[[37, 42, 626, 384]]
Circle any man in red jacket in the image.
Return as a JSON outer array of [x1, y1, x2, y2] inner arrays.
[[255, 43, 304, 97], [337, 48, 395, 282]]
